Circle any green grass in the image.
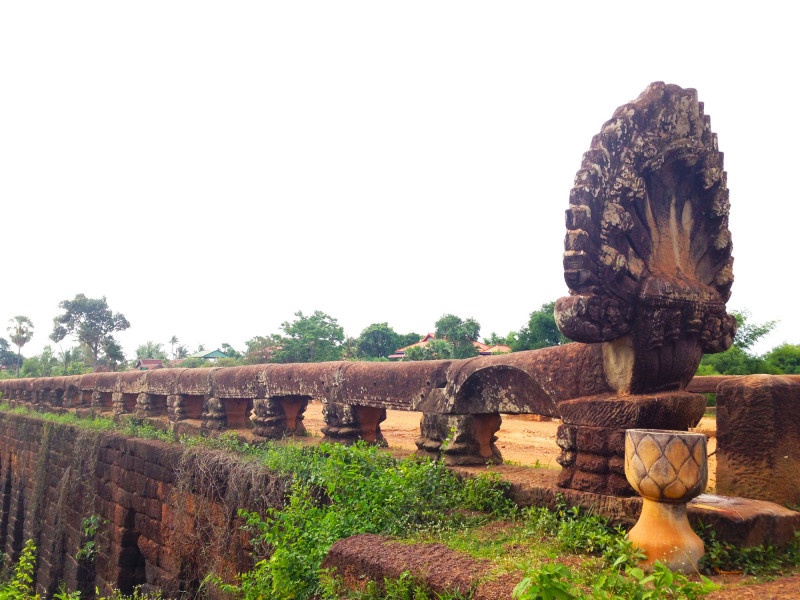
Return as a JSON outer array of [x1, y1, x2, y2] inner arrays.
[[2, 404, 800, 599]]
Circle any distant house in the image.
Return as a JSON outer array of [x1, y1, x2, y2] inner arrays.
[[188, 349, 228, 360], [389, 334, 511, 360], [133, 359, 164, 371]]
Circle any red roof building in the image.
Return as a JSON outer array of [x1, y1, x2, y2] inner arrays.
[[132, 359, 164, 371], [389, 334, 510, 360]]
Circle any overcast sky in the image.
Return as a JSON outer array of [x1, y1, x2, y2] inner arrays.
[[1, 2, 797, 360]]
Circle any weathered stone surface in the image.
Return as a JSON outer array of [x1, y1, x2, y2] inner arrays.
[[556, 82, 736, 395], [556, 393, 706, 494], [211, 364, 265, 399], [175, 367, 217, 396], [322, 534, 495, 598], [416, 413, 502, 465], [559, 393, 706, 430], [252, 395, 309, 439], [321, 402, 386, 445], [716, 375, 800, 506], [118, 371, 147, 394]]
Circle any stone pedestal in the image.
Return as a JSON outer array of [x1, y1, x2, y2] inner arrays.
[[415, 413, 502, 466], [625, 429, 708, 572], [556, 392, 705, 495], [252, 396, 309, 439], [321, 402, 386, 445]]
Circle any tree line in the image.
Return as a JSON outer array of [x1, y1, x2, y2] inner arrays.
[[3, 295, 799, 378]]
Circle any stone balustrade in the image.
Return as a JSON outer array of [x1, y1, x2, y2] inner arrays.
[[0, 343, 612, 466]]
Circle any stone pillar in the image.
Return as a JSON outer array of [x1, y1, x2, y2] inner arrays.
[[167, 394, 184, 421], [64, 386, 79, 408], [556, 392, 706, 496], [135, 393, 154, 417], [716, 375, 800, 506], [201, 397, 226, 432], [415, 413, 502, 466], [251, 396, 309, 439], [321, 402, 387, 446], [112, 392, 125, 416]]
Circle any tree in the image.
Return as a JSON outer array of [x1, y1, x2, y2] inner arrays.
[[434, 314, 480, 359], [50, 294, 130, 371], [397, 332, 423, 349], [168, 335, 179, 359], [271, 310, 345, 363], [100, 338, 127, 371], [56, 345, 88, 375], [21, 345, 59, 378], [403, 339, 454, 361], [763, 343, 800, 375], [7, 316, 34, 377], [356, 323, 402, 360], [485, 331, 516, 347], [221, 343, 243, 359], [510, 302, 568, 351], [697, 310, 776, 375], [135, 341, 168, 361], [729, 310, 777, 351], [0, 338, 18, 371]]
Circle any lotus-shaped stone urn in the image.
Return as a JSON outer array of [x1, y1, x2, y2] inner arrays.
[[624, 429, 708, 572]]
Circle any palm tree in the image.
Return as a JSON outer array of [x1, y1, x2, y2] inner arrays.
[[135, 341, 168, 361], [169, 335, 179, 359], [7, 316, 34, 377]]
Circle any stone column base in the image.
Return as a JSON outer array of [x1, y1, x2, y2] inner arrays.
[[555, 392, 706, 495], [321, 403, 387, 446], [416, 413, 502, 466], [252, 396, 309, 439]]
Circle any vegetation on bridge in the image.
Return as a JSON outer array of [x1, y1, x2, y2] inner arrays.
[[1, 405, 799, 598]]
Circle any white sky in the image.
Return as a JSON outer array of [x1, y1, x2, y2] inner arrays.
[[1, 2, 797, 359]]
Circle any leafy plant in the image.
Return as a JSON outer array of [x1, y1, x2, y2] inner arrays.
[[76, 515, 104, 563], [0, 540, 40, 599], [698, 523, 800, 575]]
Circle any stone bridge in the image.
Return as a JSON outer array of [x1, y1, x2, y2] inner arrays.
[[2, 82, 800, 596], [1, 82, 739, 497]]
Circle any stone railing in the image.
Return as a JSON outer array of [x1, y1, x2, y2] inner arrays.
[[0, 343, 612, 466]]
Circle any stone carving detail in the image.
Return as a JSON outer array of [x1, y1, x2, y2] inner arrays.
[[252, 396, 309, 439], [553, 83, 736, 494], [416, 413, 502, 466], [321, 402, 387, 445], [624, 429, 708, 571], [556, 82, 736, 393], [201, 397, 226, 431]]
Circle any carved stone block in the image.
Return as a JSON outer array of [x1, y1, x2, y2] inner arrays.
[[416, 413, 502, 466], [321, 402, 386, 446]]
